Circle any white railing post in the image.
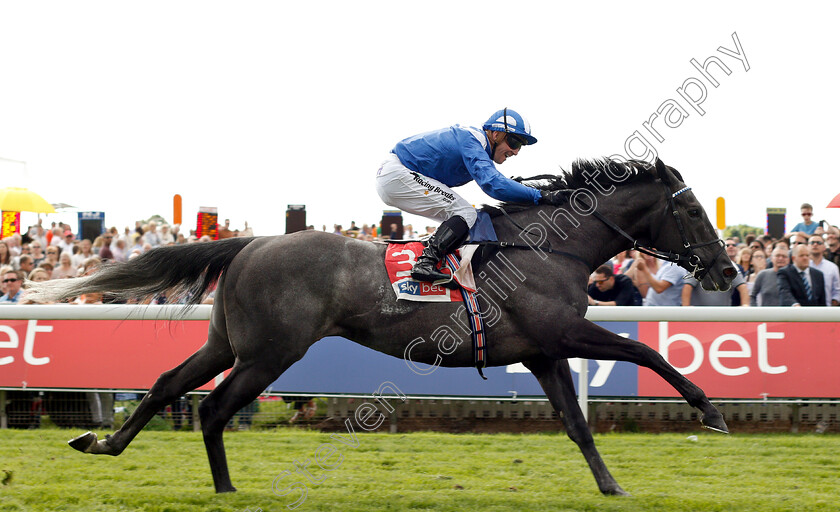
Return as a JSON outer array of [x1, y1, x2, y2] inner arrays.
[[578, 359, 588, 422]]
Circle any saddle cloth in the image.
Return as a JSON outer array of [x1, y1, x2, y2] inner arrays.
[[384, 242, 477, 302], [384, 242, 488, 378]]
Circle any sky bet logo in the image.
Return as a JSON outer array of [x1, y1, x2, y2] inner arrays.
[[397, 279, 447, 296], [398, 280, 421, 295]]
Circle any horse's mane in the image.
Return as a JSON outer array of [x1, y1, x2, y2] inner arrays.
[[481, 158, 675, 216]]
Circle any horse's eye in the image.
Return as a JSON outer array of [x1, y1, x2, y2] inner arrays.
[[687, 209, 700, 218]]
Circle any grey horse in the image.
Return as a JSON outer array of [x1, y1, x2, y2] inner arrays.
[[28, 158, 735, 496]]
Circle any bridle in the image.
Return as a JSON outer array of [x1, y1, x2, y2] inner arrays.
[[588, 177, 725, 282], [503, 165, 725, 281]]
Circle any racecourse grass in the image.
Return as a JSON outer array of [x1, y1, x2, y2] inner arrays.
[[1, 428, 839, 512]]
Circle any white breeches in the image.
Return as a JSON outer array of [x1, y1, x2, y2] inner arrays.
[[375, 153, 477, 228]]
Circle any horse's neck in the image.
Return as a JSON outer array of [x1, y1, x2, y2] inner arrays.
[[493, 191, 660, 271]]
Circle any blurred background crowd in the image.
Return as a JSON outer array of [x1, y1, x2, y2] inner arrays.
[[1, 203, 839, 307]]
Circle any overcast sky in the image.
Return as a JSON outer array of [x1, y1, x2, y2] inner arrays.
[[1, 1, 837, 236]]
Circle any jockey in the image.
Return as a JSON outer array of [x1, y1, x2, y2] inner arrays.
[[376, 108, 547, 284]]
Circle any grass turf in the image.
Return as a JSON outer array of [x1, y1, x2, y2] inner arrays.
[[1, 428, 838, 512]]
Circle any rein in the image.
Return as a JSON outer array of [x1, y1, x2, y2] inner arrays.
[[467, 203, 591, 268]]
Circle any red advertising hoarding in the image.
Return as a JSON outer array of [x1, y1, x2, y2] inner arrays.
[[637, 322, 840, 398], [1, 318, 838, 397], [0, 319, 220, 390]]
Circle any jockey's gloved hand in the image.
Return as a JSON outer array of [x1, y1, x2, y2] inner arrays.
[[538, 190, 568, 206]]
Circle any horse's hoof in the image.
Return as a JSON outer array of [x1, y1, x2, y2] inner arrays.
[[701, 413, 729, 434], [68, 431, 98, 453], [68, 431, 119, 455], [602, 486, 631, 497], [216, 486, 237, 493]]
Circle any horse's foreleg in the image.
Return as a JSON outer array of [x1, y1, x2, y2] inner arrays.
[[556, 319, 728, 433], [524, 357, 630, 496], [68, 335, 234, 456]]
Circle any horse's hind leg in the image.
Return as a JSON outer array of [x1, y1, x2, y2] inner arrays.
[[556, 318, 727, 433], [524, 357, 629, 496], [68, 325, 234, 456], [197, 353, 303, 493]]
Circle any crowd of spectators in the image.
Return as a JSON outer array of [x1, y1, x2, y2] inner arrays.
[[0, 217, 256, 304], [588, 203, 840, 308], [2, 203, 839, 308]]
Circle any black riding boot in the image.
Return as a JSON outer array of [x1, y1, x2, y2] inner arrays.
[[410, 216, 469, 285]]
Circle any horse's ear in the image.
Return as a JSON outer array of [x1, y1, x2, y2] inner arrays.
[[654, 158, 673, 186]]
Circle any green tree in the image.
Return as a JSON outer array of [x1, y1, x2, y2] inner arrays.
[[723, 224, 763, 241]]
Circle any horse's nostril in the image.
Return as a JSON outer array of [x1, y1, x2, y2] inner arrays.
[[723, 267, 736, 278]]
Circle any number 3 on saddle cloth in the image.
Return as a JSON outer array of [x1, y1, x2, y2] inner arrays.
[[384, 242, 488, 379]]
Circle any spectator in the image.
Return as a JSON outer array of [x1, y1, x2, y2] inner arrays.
[[346, 221, 361, 236], [0, 241, 11, 266], [43, 246, 60, 268], [825, 230, 840, 268], [389, 223, 401, 240], [612, 250, 635, 275], [81, 257, 102, 276], [121, 226, 134, 247], [750, 246, 790, 306], [790, 203, 818, 235], [403, 224, 416, 239], [129, 234, 144, 255], [778, 244, 825, 307], [772, 239, 790, 252], [682, 272, 748, 306], [143, 221, 161, 248], [808, 235, 840, 306], [28, 268, 50, 283], [748, 239, 766, 257], [736, 247, 753, 280], [587, 264, 642, 306], [99, 233, 115, 262], [759, 234, 774, 251], [0, 265, 12, 296], [27, 221, 48, 248], [12, 242, 30, 268], [788, 232, 808, 247], [745, 249, 767, 295], [29, 240, 46, 267], [72, 239, 95, 269], [724, 238, 742, 273], [624, 251, 656, 298], [37, 261, 54, 279], [160, 224, 175, 245], [57, 230, 76, 255], [0, 269, 24, 304], [635, 258, 685, 306], [17, 255, 35, 277], [52, 252, 78, 280], [3, 234, 22, 257]]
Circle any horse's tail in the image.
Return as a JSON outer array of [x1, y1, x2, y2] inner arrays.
[[26, 237, 258, 305]]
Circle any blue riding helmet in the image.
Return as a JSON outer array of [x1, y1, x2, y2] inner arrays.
[[482, 108, 537, 145]]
